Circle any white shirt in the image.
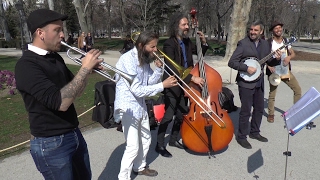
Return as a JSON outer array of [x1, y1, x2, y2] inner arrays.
[[271, 39, 291, 57], [114, 47, 164, 120], [28, 44, 49, 55]]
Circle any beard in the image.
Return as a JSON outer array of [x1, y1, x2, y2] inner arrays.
[[178, 28, 190, 39], [139, 47, 155, 65], [273, 31, 282, 38]]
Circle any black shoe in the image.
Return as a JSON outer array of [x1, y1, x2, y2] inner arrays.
[[236, 139, 252, 149], [133, 167, 158, 177], [168, 141, 185, 149], [155, 146, 172, 158], [249, 134, 268, 142]]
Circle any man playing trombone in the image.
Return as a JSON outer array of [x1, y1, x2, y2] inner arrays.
[[114, 31, 178, 180], [15, 9, 103, 179]]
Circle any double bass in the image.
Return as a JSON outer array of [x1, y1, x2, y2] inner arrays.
[[180, 8, 234, 156]]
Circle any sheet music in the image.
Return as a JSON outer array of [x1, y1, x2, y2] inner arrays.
[[283, 87, 320, 135]]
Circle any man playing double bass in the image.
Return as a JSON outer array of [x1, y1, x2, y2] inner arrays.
[[155, 12, 208, 158]]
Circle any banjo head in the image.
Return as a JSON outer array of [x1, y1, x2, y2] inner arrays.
[[240, 58, 261, 82]]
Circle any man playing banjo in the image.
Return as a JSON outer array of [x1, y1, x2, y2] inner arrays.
[[228, 20, 281, 149]]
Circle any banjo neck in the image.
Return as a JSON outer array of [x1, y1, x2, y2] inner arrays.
[[257, 36, 296, 65], [258, 44, 287, 65]]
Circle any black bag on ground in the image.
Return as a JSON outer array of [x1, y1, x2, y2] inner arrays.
[[145, 98, 157, 130], [116, 98, 159, 132], [218, 87, 238, 113], [92, 80, 117, 128]]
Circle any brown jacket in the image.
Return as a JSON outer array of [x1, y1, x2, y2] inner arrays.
[[77, 35, 85, 49]]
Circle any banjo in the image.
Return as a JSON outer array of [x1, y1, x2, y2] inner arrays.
[[239, 36, 296, 82]]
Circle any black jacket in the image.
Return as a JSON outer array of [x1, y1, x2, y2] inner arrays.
[[85, 36, 93, 46], [228, 36, 277, 89], [15, 50, 78, 137], [162, 37, 208, 97]]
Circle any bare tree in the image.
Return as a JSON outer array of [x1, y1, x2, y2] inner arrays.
[[118, 0, 129, 36], [105, 0, 111, 38], [131, 0, 158, 31], [73, 0, 89, 33], [14, 0, 32, 45], [0, 0, 11, 41], [47, 0, 54, 10], [215, 0, 233, 41], [223, 0, 252, 62]]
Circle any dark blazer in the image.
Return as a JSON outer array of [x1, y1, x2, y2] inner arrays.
[[228, 36, 277, 89], [162, 37, 208, 97]]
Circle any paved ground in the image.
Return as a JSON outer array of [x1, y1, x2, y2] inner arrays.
[[1, 42, 320, 180]]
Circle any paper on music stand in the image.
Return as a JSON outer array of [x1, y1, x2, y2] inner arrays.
[[283, 87, 320, 135]]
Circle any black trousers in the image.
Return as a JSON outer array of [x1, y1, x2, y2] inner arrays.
[[237, 85, 264, 140], [156, 95, 188, 147]]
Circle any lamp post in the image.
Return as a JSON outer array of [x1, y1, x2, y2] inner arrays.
[[15, 2, 24, 52], [312, 15, 316, 43]]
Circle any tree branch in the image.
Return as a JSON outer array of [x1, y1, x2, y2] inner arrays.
[[84, 0, 92, 14]]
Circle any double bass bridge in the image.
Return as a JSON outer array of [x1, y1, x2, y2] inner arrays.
[[200, 111, 213, 119]]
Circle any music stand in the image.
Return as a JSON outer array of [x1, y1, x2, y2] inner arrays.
[[282, 87, 320, 180]]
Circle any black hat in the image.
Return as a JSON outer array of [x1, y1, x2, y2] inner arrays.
[[27, 9, 68, 34], [269, 21, 284, 31]]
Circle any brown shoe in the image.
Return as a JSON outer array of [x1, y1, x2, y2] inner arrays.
[[133, 167, 158, 177], [267, 115, 274, 123]]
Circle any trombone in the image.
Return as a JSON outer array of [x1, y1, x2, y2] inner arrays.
[[131, 32, 227, 128], [61, 41, 135, 85]]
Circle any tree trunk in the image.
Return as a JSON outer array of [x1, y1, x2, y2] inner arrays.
[[294, 0, 305, 42], [119, 0, 128, 36], [223, 0, 252, 62], [85, 0, 93, 33], [15, 0, 32, 46], [0, 0, 11, 41], [73, 0, 88, 33], [47, 0, 54, 10], [105, 0, 111, 39]]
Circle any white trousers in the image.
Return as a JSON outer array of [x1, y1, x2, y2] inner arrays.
[[118, 112, 151, 180]]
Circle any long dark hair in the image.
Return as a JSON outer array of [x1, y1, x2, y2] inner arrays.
[[167, 12, 188, 38], [135, 31, 159, 66]]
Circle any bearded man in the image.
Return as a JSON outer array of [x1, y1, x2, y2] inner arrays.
[[115, 31, 178, 180], [228, 20, 281, 149], [266, 21, 301, 123], [155, 12, 208, 158]]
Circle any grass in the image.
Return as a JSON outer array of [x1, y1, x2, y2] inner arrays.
[[0, 55, 107, 158]]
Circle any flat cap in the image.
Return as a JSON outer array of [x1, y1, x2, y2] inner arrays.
[[27, 9, 68, 34], [269, 21, 284, 31]]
